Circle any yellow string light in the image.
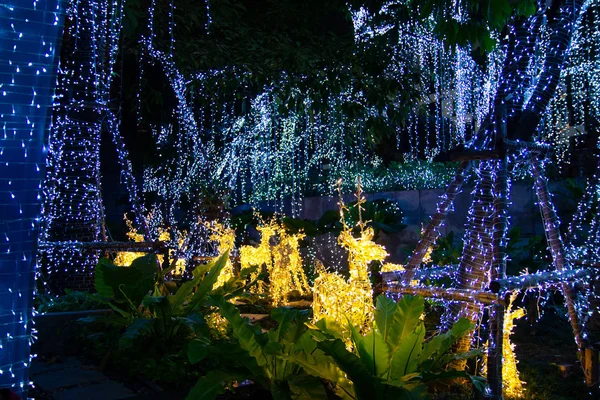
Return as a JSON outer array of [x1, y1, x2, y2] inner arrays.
[[207, 221, 236, 288], [502, 294, 526, 398], [270, 227, 311, 306], [380, 263, 405, 273], [239, 218, 311, 305], [481, 293, 526, 398], [239, 218, 277, 293], [313, 178, 388, 336], [114, 214, 187, 275], [312, 261, 373, 338]]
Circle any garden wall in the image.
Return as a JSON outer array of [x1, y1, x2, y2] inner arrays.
[[267, 181, 576, 265]]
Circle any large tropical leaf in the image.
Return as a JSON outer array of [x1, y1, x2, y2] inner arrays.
[[190, 338, 266, 382], [288, 375, 328, 400], [271, 307, 310, 344], [315, 337, 380, 399], [168, 262, 209, 314], [188, 251, 230, 311], [216, 296, 270, 370], [119, 318, 153, 348], [349, 323, 390, 379], [186, 370, 244, 400], [188, 336, 212, 364], [95, 254, 158, 307], [178, 312, 210, 336], [374, 295, 404, 351], [286, 334, 356, 399], [389, 323, 425, 380], [420, 318, 473, 371], [270, 381, 293, 400], [311, 317, 346, 341], [395, 295, 424, 341]]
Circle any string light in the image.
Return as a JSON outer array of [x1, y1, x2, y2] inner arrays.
[[0, 0, 65, 394], [39, 0, 124, 290], [313, 179, 387, 337]]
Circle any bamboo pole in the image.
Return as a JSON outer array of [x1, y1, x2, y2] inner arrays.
[[530, 157, 587, 356], [487, 106, 508, 399], [379, 283, 499, 305], [451, 163, 496, 370], [380, 265, 456, 283], [403, 161, 470, 283], [39, 240, 170, 251], [490, 267, 592, 292]]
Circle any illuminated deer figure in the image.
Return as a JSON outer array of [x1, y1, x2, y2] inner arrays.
[[239, 220, 278, 293], [207, 221, 236, 288], [270, 228, 311, 306], [313, 179, 388, 336]]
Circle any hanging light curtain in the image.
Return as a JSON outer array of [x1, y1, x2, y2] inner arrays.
[[0, 0, 65, 394]]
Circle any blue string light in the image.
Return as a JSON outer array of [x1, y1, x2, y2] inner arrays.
[[0, 0, 65, 394]]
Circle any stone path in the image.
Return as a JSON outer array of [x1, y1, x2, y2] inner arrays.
[[30, 358, 139, 400]]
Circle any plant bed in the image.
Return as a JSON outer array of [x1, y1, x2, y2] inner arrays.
[[33, 309, 111, 358]]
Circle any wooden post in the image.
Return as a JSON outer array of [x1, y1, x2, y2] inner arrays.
[[487, 303, 505, 399], [583, 347, 599, 390]]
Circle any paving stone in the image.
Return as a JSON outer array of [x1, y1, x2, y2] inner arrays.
[[33, 368, 106, 390], [53, 381, 135, 400], [30, 358, 83, 376]]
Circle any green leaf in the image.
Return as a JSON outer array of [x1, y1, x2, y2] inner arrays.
[[315, 338, 380, 399], [168, 269, 205, 314], [286, 334, 355, 398], [216, 296, 270, 370], [288, 375, 328, 400], [94, 258, 118, 298], [264, 341, 284, 355], [178, 312, 210, 336], [271, 381, 293, 400], [389, 323, 425, 379], [374, 296, 400, 349], [188, 251, 230, 311], [349, 323, 390, 379], [119, 318, 153, 348], [95, 254, 158, 307], [186, 370, 243, 400], [395, 295, 424, 342], [188, 337, 211, 364], [192, 260, 214, 280], [312, 317, 346, 341], [420, 318, 473, 371], [272, 308, 310, 344]]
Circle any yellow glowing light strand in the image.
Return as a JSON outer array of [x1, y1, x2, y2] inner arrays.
[[114, 214, 147, 266], [239, 218, 278, 293], [207, 221, 236, 288], [270, 227, 311, 306], [313, 178, 388, 336], [380, 263, 404, 273], [502, 294, 526, 398], [481, 293, 526, 398], [312, 261, 374, 337], [239, 217, 311, 305], [114, 214, 187, 275]]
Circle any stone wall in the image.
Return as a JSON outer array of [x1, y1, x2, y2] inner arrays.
[[267, 181, 575, 265]]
